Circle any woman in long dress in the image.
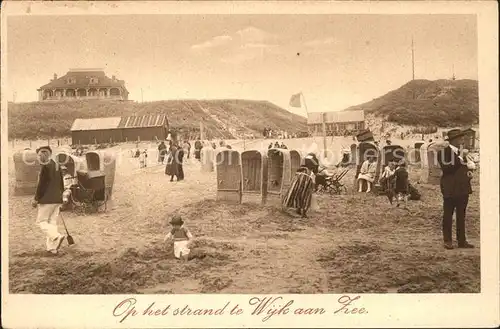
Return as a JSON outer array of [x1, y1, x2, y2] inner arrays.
[[165, 143, 179, 181], [282, 166, 315, 218]]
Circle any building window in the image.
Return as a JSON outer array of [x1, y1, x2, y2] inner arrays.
[[67, 77, 76, 84], [89, 77, 99, 84]]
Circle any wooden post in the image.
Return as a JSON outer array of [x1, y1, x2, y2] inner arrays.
[[322, 112, 327, 158]]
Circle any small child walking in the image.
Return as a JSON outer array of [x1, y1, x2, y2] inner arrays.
[[394, 160, 410, 209], [139, 149, 148, 168], [163, 215, 193, 260]]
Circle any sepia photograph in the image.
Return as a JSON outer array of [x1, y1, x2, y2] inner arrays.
[[3, 8, 485, 294], [1, 1, 499, 328]]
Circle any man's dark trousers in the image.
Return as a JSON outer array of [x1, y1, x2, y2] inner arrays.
[[442, 194, 469, 244]]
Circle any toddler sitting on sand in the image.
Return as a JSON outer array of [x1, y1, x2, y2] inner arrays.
[[163, 215, 193, 260]]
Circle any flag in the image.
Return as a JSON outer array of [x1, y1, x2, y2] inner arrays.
[[289, 93, 302, 107]]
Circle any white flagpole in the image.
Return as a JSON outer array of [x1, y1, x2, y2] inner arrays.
[[300, 92, 309, 114], [300, 92, 311, 138]]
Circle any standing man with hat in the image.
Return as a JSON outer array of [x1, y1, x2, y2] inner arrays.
[[437, 129, 476, 250], [31, 146, 66, 254]]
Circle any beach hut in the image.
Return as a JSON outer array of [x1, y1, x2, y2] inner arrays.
[[267, 148, 292, 202], [200, 147, 214, 172], [55, 152, 85, 177], [85, 150, 117, 199], [13, 149, 40, 196], [353, 141, 382, 191], [290, 150, 302, 175], [420, 141, 448, 185], [462, 128, 477, 151], [216, 149, 243, 203], [241, 150, 268, 204], [381, 145, 406, 167]]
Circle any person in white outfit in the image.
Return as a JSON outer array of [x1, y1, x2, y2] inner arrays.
[[163, 215, 193, 261], [31, 146, 66, 255], [61, 165, 77, 204], [139, 149, 147, 168], [357, 156, 377, 193]]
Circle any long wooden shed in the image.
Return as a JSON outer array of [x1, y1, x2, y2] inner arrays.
[[71, 114, 168, 145]]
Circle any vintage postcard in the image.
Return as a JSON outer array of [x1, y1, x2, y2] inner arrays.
[[1, 1, 499, 328]]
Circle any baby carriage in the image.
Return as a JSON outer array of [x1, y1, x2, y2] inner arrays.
[[58, 151, 111, 214], [61, 170, 108, 214], [316, 168, 350, 195]]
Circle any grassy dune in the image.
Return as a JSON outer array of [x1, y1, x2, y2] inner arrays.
[[7, 99, 307, 140], [345, 79, 479, 127]]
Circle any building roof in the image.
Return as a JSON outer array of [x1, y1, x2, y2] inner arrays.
[[117, 115, 168, 129], [39, 69, 128, 92], [307, 110, 364, 124], [71, 117, 122, 131], [70, 114, 168, 131]]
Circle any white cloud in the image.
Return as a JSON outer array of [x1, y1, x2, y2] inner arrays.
[[192, 26, 281, 64], [191, 35, 233, 50], [304, 37, 338, 47], [235, 26, 277, 44]]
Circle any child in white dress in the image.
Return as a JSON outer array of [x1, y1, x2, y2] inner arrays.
[[139, 150, 148, 168], [163, 215, 193, 260]]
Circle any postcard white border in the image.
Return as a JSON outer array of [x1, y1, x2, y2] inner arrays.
[[1, 1, 499, 328]]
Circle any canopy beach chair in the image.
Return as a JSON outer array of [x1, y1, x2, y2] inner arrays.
[[267, 148, 292, 204], [241, 149, 268, 204], [216, 149, 243, 203], [419, 141, 447, 185], [13, 149, 40, 196]]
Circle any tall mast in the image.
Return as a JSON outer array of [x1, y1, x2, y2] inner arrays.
[[411, 37, 415, 81]]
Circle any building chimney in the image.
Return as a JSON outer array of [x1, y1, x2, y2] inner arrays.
[[53, 73, 58, 80], [112, 75, 116, 81]]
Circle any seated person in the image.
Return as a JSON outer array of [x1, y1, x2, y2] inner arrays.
[[61, 165, 77, 204], [394, 160, 410, 209], [357, 156, 377, 193], [379, 160, 397, 193], [315, 165, 334, 191]]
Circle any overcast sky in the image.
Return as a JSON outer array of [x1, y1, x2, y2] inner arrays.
[[7, 14, 477, 116]]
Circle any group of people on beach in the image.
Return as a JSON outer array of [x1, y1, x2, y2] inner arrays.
[[268, 141, 288, 149], [281, 128, 477, 251], [29, 127, 477, 261]]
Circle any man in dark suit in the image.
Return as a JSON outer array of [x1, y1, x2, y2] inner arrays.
[[31, 146, 66, 255], [437, 129, 476, 250]]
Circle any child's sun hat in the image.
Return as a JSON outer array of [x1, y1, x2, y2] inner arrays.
[[170, 215, 184, 225]]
